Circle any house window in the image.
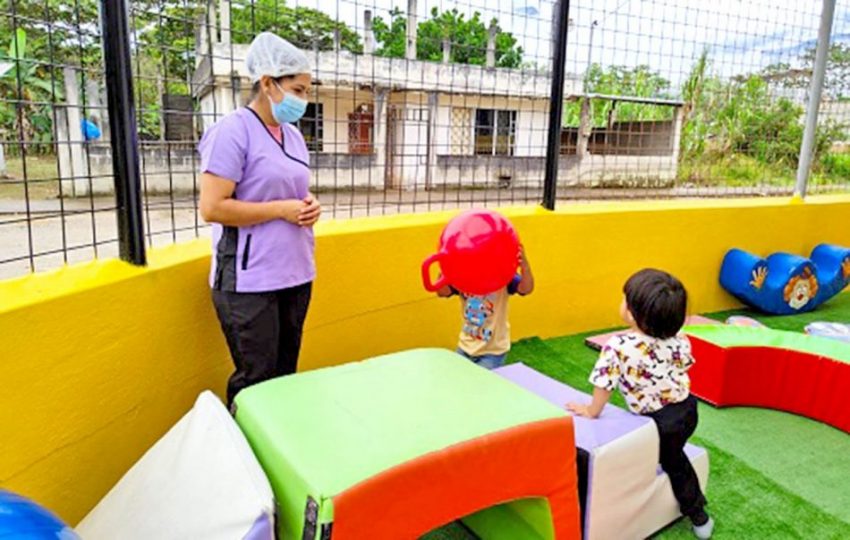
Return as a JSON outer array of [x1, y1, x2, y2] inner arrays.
[[475, 109, 517, 156], [450, 107, 473, 155], [298, 103, 323, 152]]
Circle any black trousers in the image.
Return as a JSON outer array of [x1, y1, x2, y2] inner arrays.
[[212, 282, 312, 407], [645, 394, 708, 524]]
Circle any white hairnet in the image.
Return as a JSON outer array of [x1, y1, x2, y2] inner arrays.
[[246, 32, 311, 83]]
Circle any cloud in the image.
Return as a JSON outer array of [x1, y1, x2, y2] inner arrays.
[[514, 7, 540, 17], [761, 33, 850, 63]]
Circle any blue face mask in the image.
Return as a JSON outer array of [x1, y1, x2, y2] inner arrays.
[[269, 83, 308, 124]]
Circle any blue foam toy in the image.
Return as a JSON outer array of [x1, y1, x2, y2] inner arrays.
[[720, 244, 850, 315], [0, 490, 79, 539]]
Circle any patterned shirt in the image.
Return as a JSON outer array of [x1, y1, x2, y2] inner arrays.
[[589, 331, 695, 414], [455, 276, 521, 357]]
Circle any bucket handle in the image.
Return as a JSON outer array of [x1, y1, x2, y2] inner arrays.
[[421, 253, 448, 292]]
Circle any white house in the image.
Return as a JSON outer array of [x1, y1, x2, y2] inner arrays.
[[190, 4, 684, 192], [49, 4, 686, 197]]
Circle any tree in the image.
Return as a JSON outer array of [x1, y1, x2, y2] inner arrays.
[[714, 76, 804, 165], [371, 8, 405, 59], [0, 0, 149, 149], [680, 49, 724, 161], [682, 50, 709, 122], [563, 64, 673, 126], [133, 0, 364, 138], [0, 0, 103, 68], [0, 28, 64, 152], [372, 8, 523, 68], [228, 0, 362, 53], [757, 43, 850, 99], [135, 2, 206, 88], [800, 43, 850, 98], [678, 52, 846, 184]]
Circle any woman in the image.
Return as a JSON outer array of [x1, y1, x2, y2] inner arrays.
[[199, 32, 321, 407]]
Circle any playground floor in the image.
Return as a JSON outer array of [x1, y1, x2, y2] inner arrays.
[[426, 293, 850, 540]]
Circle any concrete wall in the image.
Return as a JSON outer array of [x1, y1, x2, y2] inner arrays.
[[198, 77, 247, 132], [2, 195, 849, 525], [80, 143, 199, 195], [77, 112, 677, 195], [76, 144, 678, 194], [515, 102, 549, 158], [81, 142, 383, 194], [436, 154, 679, 188], [568, 154, 679, 185]]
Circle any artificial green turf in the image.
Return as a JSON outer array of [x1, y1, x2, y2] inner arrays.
[[513, 333, 850, 539], [705, 292, 850, 331], [423, 522, 476, 539], [423, 294, 850, 539], [694, 407, 850, 525]]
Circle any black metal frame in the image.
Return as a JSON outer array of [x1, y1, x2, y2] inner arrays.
[[100, 0, 146, 265], [542, 0, 571, 211]]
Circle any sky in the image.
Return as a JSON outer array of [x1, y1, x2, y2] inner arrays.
[[281, 0, 850, 92]]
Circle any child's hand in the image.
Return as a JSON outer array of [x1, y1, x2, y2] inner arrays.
[[515, 244, 535, 295], [567, 388, 610, 418], [566, 402, 593, 417]]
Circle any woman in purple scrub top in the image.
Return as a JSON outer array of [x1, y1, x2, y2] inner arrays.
[[199, 32, 320, 407]]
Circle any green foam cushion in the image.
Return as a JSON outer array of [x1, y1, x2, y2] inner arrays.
[[234, 348, 567, 535], [684, 324, 850, 364]]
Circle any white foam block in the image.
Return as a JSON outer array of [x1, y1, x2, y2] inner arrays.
[[76, 391, 274, 540], [588, 426, 709, 540]]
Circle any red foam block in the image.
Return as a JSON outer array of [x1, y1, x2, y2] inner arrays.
[[688, 337, 850, 434]]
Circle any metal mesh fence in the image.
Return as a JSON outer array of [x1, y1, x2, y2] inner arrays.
[[564, 0, 850, 199], [1, 0, 848, 278], [193, 0, 559, 215]]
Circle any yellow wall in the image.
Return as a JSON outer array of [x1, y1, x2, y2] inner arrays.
[[1, 195, 849, 525]]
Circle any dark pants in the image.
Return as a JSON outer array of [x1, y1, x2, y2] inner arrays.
[[212, 282, 312, 407], [645, 394, 708, 525]]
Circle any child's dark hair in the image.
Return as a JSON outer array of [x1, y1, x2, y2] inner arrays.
[[624, 269, 687, 339]]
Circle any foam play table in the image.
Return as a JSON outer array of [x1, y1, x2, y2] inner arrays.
[[234, 349, 581, 539]]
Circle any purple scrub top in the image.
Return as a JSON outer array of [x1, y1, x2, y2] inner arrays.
[[199, 107, 315, 293]]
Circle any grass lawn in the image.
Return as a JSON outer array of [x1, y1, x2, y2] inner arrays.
[[0, 155, 61, 199], [424, 293, 850, 539]]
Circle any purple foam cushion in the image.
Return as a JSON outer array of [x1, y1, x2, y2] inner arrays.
[[495, 363, 652, 451], [243, 513, 273, 540]]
